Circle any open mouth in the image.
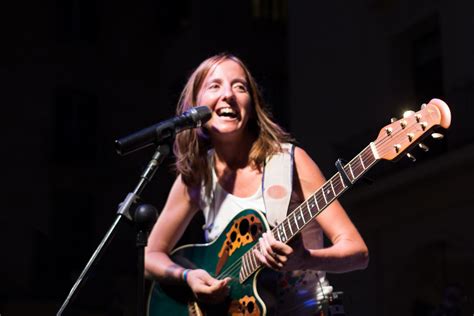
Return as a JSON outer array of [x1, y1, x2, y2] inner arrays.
[[216, 107, 239, 119]]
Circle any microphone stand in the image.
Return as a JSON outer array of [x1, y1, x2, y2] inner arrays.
[[57, 143, 170, 316]]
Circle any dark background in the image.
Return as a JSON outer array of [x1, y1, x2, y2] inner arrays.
[[1, 1, 473, 315]]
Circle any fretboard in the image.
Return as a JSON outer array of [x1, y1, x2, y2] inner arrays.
[[239, 144, 378, 283]]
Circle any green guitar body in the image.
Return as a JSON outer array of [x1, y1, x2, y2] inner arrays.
[[147, 208, 324, 315], [147, 209, 283, 315]]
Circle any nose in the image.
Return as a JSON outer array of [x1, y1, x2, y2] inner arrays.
[[221, 83, 235, 102]]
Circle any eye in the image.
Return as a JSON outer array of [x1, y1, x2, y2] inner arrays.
[[233, 83, 248, 92], [208, 83, 220, 90]]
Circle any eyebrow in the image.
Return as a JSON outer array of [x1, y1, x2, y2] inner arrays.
[[205, 77, 248, 85]]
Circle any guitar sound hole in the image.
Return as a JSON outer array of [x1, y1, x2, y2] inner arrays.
[[247, 301, 254, 313], [239, 219, 249, 235], [230, 231, 237, 241], [251, 224, 258, 236]]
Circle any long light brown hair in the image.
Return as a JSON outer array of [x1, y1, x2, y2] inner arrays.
[[174, 53, 293, 189]]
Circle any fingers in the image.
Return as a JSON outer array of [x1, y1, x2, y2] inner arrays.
[[259, 234, 282, 269], [254, 232, 294, 270], [199, 273, 228, 293], [265, 231, 294, 256], [188, 270, 230, 304]]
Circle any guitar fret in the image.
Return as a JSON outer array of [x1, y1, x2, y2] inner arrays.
[[306, 200, 313, 217], [249, 248, 258, 271], [322, 188, 328, 204], [348, 163, 355, 179], [359, 154, 365, 169], [250, 253, 257, 272], [314, 192, 321, 210], [330, 180, 336, 197], [287, 218, 294, 235], [292, 216, 299, 232], [299, 208, 306, 225], [246, 253, 254, 273], [302, 204, 312, 223], [365, 150, 376, 167], [247, 247, 258, 273], [344, 165, 355, 182], [308, 195, 318, 214], [336, 174, 346, 193], [241, 255, 248, 279], [274, 227, 280, 242], [316, 191, 325, 210], [293, 212, 299, 229], [241, 256, 250, 278], [353, 160, 364, 178], [277, 224, 288, 243], [338, 175, 346, 192], [338, 173, 345, 188], [323, 183, 335, 202]]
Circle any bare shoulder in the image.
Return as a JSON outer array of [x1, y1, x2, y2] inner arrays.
[[293, 146, 326, 191], [146, 175, 200, 253], [166, 174, 200, 213]]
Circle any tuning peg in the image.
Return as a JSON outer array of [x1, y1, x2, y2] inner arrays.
[[403, 110, 415, 118], [418, 143, 429, 152], [400, 119, 407, 129], [431, 132, 444, 139], [390, 117, 397, 123], [406, 153, 416, 162]]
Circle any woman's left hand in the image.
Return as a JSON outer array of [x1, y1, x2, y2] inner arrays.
[[253, 231, 310, 271]]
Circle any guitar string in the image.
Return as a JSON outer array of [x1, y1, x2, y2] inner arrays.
[[215, 118, 429, 282]]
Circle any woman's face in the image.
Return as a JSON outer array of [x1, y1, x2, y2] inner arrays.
[[197, 59, 253, 141]]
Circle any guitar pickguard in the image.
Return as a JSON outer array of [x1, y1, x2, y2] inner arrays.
[[216, 213, 264, 275]]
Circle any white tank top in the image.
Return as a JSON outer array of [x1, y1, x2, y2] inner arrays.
[[200, 165, 265, 241]]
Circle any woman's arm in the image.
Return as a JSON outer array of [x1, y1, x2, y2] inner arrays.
[[145, 174, 199, 281], [294, 146, 369, 272], [255, 146, 369, 272], [145, 175, 231, 303]]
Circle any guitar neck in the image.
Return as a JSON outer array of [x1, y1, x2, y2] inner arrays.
[[273, 143, 378, 244], [239, 143, 379, 283]]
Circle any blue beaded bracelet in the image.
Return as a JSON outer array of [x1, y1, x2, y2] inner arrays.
[[182, 269, 190, 283]]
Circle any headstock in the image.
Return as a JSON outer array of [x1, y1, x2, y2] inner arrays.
[[374, 98, 451, 161]]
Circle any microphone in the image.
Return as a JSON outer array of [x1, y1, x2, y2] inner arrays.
[[115, 106, 212, 155]]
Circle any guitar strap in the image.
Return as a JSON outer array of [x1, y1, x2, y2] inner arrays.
[[262, 143, 295, 227]]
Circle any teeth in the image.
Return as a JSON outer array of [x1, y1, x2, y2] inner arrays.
[[217, 108, 236, 116]]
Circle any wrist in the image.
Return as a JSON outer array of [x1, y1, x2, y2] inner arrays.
[[182, 268, 191, 284]]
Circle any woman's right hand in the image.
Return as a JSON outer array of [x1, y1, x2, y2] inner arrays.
[[185, 269, 231, 304]]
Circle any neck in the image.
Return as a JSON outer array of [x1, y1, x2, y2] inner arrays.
[[212, 133, 256, 170]]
